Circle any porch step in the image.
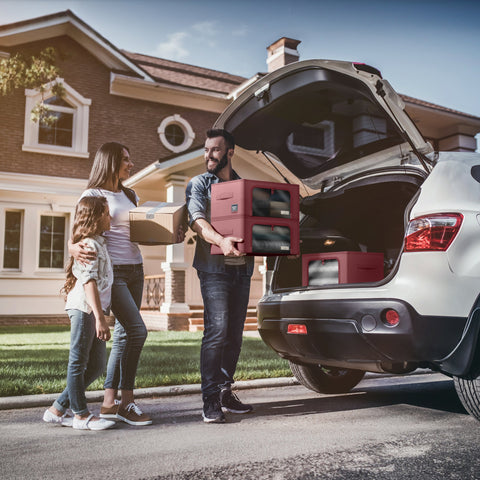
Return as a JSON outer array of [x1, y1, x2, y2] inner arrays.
[[188, 308, 258, 332]]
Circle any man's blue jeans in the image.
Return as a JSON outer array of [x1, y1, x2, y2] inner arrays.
[[104, 264, 147, 391], [197, 266, 252, 400], [54, 309, 106, 416]]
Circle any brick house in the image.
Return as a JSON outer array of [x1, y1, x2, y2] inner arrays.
[[1, 11, 479, 329]]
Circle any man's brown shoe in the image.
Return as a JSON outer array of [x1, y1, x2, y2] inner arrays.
[[116, 403, 152, 426]]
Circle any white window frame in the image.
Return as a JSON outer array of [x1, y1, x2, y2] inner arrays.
[[158, 114, 195, 153], [1, 209, 23, 272], [37, 211, 68, 272], [23, 78, 91, 158]]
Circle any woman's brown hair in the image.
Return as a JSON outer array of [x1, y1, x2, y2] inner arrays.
[[87, 142, 137, 206], [61, 196, 109, 297]]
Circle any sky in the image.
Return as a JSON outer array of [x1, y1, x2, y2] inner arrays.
[[1, 0, 480, 119]]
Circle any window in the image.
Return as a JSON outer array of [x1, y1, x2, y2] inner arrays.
[[3, 211, 22, 269], [23, 78, 91, 158], [39, 215, 66, 269], [38, 96, 74, 147], [158, 114, 195, 153]]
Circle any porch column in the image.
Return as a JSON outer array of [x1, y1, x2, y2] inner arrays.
[[160, 175, 190, 330]]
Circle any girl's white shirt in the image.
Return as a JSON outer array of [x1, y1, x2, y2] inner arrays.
[[65, 236, 114, 314], [80, 188, 142, 265]]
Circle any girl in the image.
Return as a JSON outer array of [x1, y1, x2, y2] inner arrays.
[[43, 196, 115, 431], [70, 142, 152, 426]]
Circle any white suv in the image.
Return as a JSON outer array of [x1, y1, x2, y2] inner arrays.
[[215, 59, 480, 421]]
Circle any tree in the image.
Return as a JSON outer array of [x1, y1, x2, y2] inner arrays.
[[0, 47, 64, 126]]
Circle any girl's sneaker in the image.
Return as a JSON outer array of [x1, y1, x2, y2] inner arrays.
[[72, 413, 115, 431], [116, 402, 152, 426], [43, 408, 73, 427]]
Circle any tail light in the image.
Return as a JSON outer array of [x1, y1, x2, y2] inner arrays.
[[287, 324, 307, 335], [404, 213, 463, 252]]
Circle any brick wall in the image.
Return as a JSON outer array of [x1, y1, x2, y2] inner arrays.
[[0, 36, 219, 181]]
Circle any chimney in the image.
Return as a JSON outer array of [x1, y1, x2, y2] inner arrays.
[[266, 37, 301, 73]]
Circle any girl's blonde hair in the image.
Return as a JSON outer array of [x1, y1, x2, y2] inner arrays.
[[62, 196, 109, 297]]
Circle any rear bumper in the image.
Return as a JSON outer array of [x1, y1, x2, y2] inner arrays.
[[257, 297, 477, 375]]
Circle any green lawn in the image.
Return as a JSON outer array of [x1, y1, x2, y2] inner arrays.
[[0, 326, 291, 397]]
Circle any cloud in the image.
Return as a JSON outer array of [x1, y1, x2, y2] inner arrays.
[[156, 31, 189, 60], [232, 25, 248, 36], [192, 21, 217, 34]]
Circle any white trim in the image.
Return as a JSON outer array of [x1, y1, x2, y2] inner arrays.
[[0, 12, 154, 82], [0, 171, 87, 196], [267, 46, 300, 65], [158, 114, 195, 153], [124, 148, 204, 186], [110, 72, 228, 113], [36, 210, 69, 271], [23, 77, 90, 157], [1, 209, 23, 272]]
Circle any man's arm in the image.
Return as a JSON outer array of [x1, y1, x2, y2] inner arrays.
[[191, 218, 245, 257]]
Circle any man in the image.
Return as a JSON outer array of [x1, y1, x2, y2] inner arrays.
[[186, 128, 255, 423]]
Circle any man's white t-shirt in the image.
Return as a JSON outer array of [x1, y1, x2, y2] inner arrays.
[[80, 188, 142, 265]]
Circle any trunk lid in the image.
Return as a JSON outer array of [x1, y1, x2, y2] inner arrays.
[[215, 60, 433, 190]]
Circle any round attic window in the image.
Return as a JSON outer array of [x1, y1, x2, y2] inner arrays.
[[158, 114, 195, 153]]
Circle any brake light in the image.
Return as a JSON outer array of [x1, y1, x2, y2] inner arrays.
[[287, 324, 308, 335], [404, 213, 463, 252]]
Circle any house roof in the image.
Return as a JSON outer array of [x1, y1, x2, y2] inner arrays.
[[401, 94, 480, 121], [123, 51, 246, 95], [1, 10, 479, 123], [0, 10, 154, 82]]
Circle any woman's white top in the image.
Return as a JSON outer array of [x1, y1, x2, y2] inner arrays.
[[65, 236, 114, 314], [81, 188, 142, 265]]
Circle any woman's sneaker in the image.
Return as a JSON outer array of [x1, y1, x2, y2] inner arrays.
[[100, 399, 120, 419], [116, 402, 152, 426], [220, 389, 253, 414]]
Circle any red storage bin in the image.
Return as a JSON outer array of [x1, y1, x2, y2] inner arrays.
[[302, 251, 384, 286], [211, 179, 300, 256]]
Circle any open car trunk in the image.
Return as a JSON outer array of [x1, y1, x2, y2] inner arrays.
[[272, 173, 425, 291]]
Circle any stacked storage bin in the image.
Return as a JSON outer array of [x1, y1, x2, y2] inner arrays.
[[211, 179, 300, 256], [302, 251, 384, 286]]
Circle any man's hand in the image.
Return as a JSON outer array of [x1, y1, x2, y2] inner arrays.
[[219, 236, 245, 257], [69, 240, 97, 265], [176, 224, 187, 244]]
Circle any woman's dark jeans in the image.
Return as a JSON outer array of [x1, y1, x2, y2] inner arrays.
[[104, 263, 147, 391], [197, 266, 251, 400]]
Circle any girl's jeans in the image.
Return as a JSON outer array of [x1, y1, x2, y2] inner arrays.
[[54, 309, 106, 416], [104, 264, 147, 391]]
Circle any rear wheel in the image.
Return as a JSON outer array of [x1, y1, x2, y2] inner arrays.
[[453, 375, 480, 421], [289, 361, 365, 394]]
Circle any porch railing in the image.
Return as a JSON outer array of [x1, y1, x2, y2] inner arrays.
[[142, 274, 165, 310]]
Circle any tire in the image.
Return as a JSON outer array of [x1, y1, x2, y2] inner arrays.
[[289, 361, 365, 394], [453, 375, 480, 421]]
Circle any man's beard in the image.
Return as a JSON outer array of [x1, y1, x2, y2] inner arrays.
[[206, 151, 229, 175]]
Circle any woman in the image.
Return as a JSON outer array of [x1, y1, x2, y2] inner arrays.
[[70, 142, 151, 426]]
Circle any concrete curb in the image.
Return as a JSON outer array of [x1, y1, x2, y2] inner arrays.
[[0, 377, 299, 410], [0, 369, 434, 411]]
